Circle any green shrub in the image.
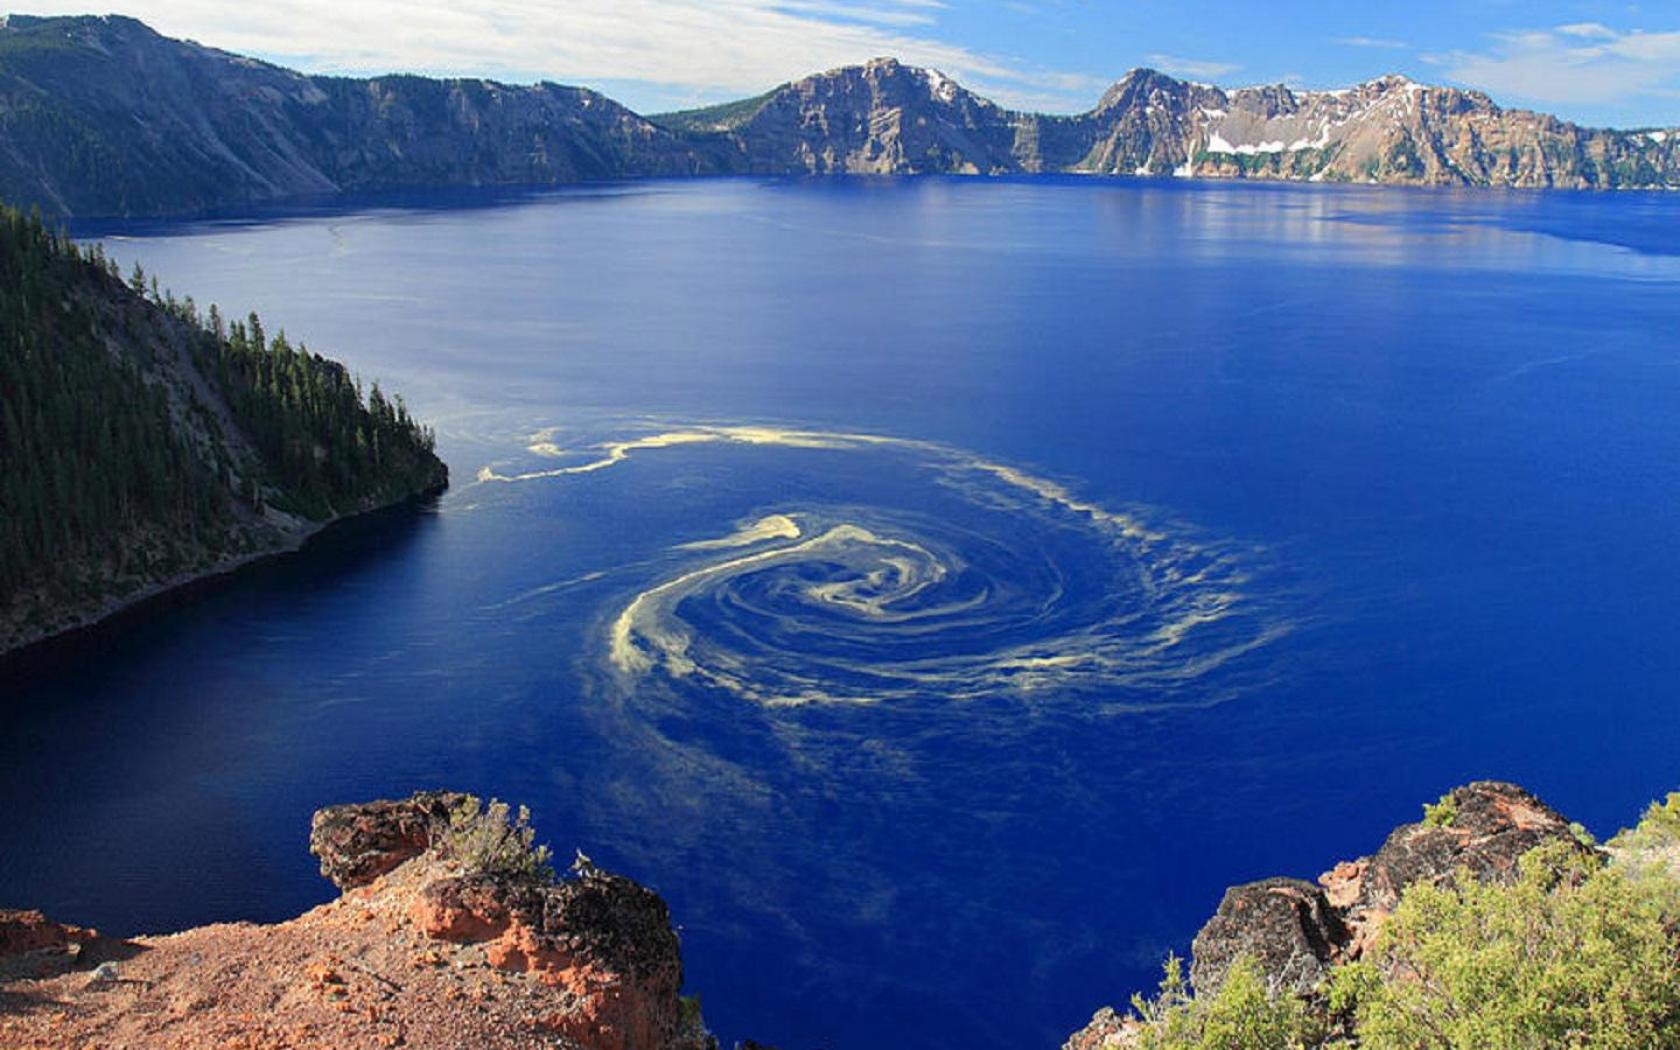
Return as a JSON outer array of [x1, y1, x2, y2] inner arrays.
[[676, 993, 715, 1047], [437, 795, 555, 882], [1624, 792, 1680, 844], [1129, 955, 1322, 1050], [1568, 821, 1599, 849], [1331, 842, 1680, 1049], [1609, 791, 1680, 883], [1421, 793, 1458, 828]]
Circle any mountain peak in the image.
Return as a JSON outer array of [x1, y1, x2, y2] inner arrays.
[[0, 13, 156, 35], [792, 57, 972, 107], [1362, 72, 1423, 91]]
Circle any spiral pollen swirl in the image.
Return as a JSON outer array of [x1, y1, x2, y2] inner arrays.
[[480, 424, 1290, 710]]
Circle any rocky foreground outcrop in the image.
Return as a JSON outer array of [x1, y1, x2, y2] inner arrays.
[[1065, 781, 1587, 1049], [0, 793, 713, 1050]]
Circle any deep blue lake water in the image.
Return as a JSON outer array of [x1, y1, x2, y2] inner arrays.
[[5, 177, 1680, 1048]]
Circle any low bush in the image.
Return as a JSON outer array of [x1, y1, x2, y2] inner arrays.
[[1128, 955, 1322, 1050], [1117, 791, 1680, 1049], [1330, 841, 1680, 1049], [436, 795, 555, 882]]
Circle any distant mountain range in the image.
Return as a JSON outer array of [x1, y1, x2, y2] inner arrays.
[[2, 14, 1677, 216]]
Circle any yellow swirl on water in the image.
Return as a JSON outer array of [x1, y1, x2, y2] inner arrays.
[[478, 424, 1290, 710], [677, 514, 802, 551]]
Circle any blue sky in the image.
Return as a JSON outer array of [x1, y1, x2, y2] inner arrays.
[[12, 1, 1680, 126]]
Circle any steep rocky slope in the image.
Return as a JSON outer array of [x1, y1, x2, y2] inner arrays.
[[0, 793, 716, 1050], [2, 14, 1677, 217], [666, 57, 1036, 175], [0, 14, 721, 216], [1079, 69, 1680, 187], [661, 61, 1680, 188]]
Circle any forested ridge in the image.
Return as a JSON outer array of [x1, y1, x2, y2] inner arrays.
[[0, 202, 446, 652]]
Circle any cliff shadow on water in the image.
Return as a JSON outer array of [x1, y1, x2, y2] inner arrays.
[[0, 493, 444, 703]]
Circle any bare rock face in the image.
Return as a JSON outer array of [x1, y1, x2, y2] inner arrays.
[[0, 909, 98, 957], [408, 863, 690, 1050], [311, 791, 697, 1049], [308, 789, 467, 890], [0, 909, 106, 981], [1061, 1005, 1141, 1050], [1188, 877, 1349, 997], [409, 872, 534, 941]]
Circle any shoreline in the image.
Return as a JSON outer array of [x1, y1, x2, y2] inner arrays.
[[64, 171, 1680, 229], [0, 485, 446, 684]]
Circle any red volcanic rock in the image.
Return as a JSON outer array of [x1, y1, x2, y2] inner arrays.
[[3, 794, 714, 1050], [410, 863, 693, 1050], [0, 909, 98, 956], [410, 874, 531, 942], [1061, 1006, 1141, 1050], [1317, 858, 1366, 911], [0, 909, 105, 982]]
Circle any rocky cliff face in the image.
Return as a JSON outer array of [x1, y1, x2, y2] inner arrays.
[[0, 14, 718, 216], [1084, 70, 1680, 187], [0, 793, 715, 1050], [4, 14, 1677, 217], [683, 57, 1032, 175], [672, 62, 1680, 188]]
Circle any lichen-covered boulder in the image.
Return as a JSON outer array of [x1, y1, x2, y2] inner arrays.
[[1189, 877, 1349, 997], [1355, 780, 1583, 916], [308, 790, 467, 890]]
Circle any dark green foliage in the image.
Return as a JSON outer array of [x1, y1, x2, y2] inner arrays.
[[1116, 793, 1680, 1049], [0, 205, 225, 603], [1421, 792, 1459, 828], [650, 91, 777, 133], [1128, 955, 1321, 1049], [0, 201, 445, 631], [1331, 842, 1680, 1049], [202, 314, 443, 520]]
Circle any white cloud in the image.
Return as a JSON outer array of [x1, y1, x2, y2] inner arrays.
[[1556, 23, 1617, 41], [1428, 22, 1680, 111], [6, 0, 1107, 112], [1143, 53, 1239, 80], [1337, 36, 1409, 51]]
